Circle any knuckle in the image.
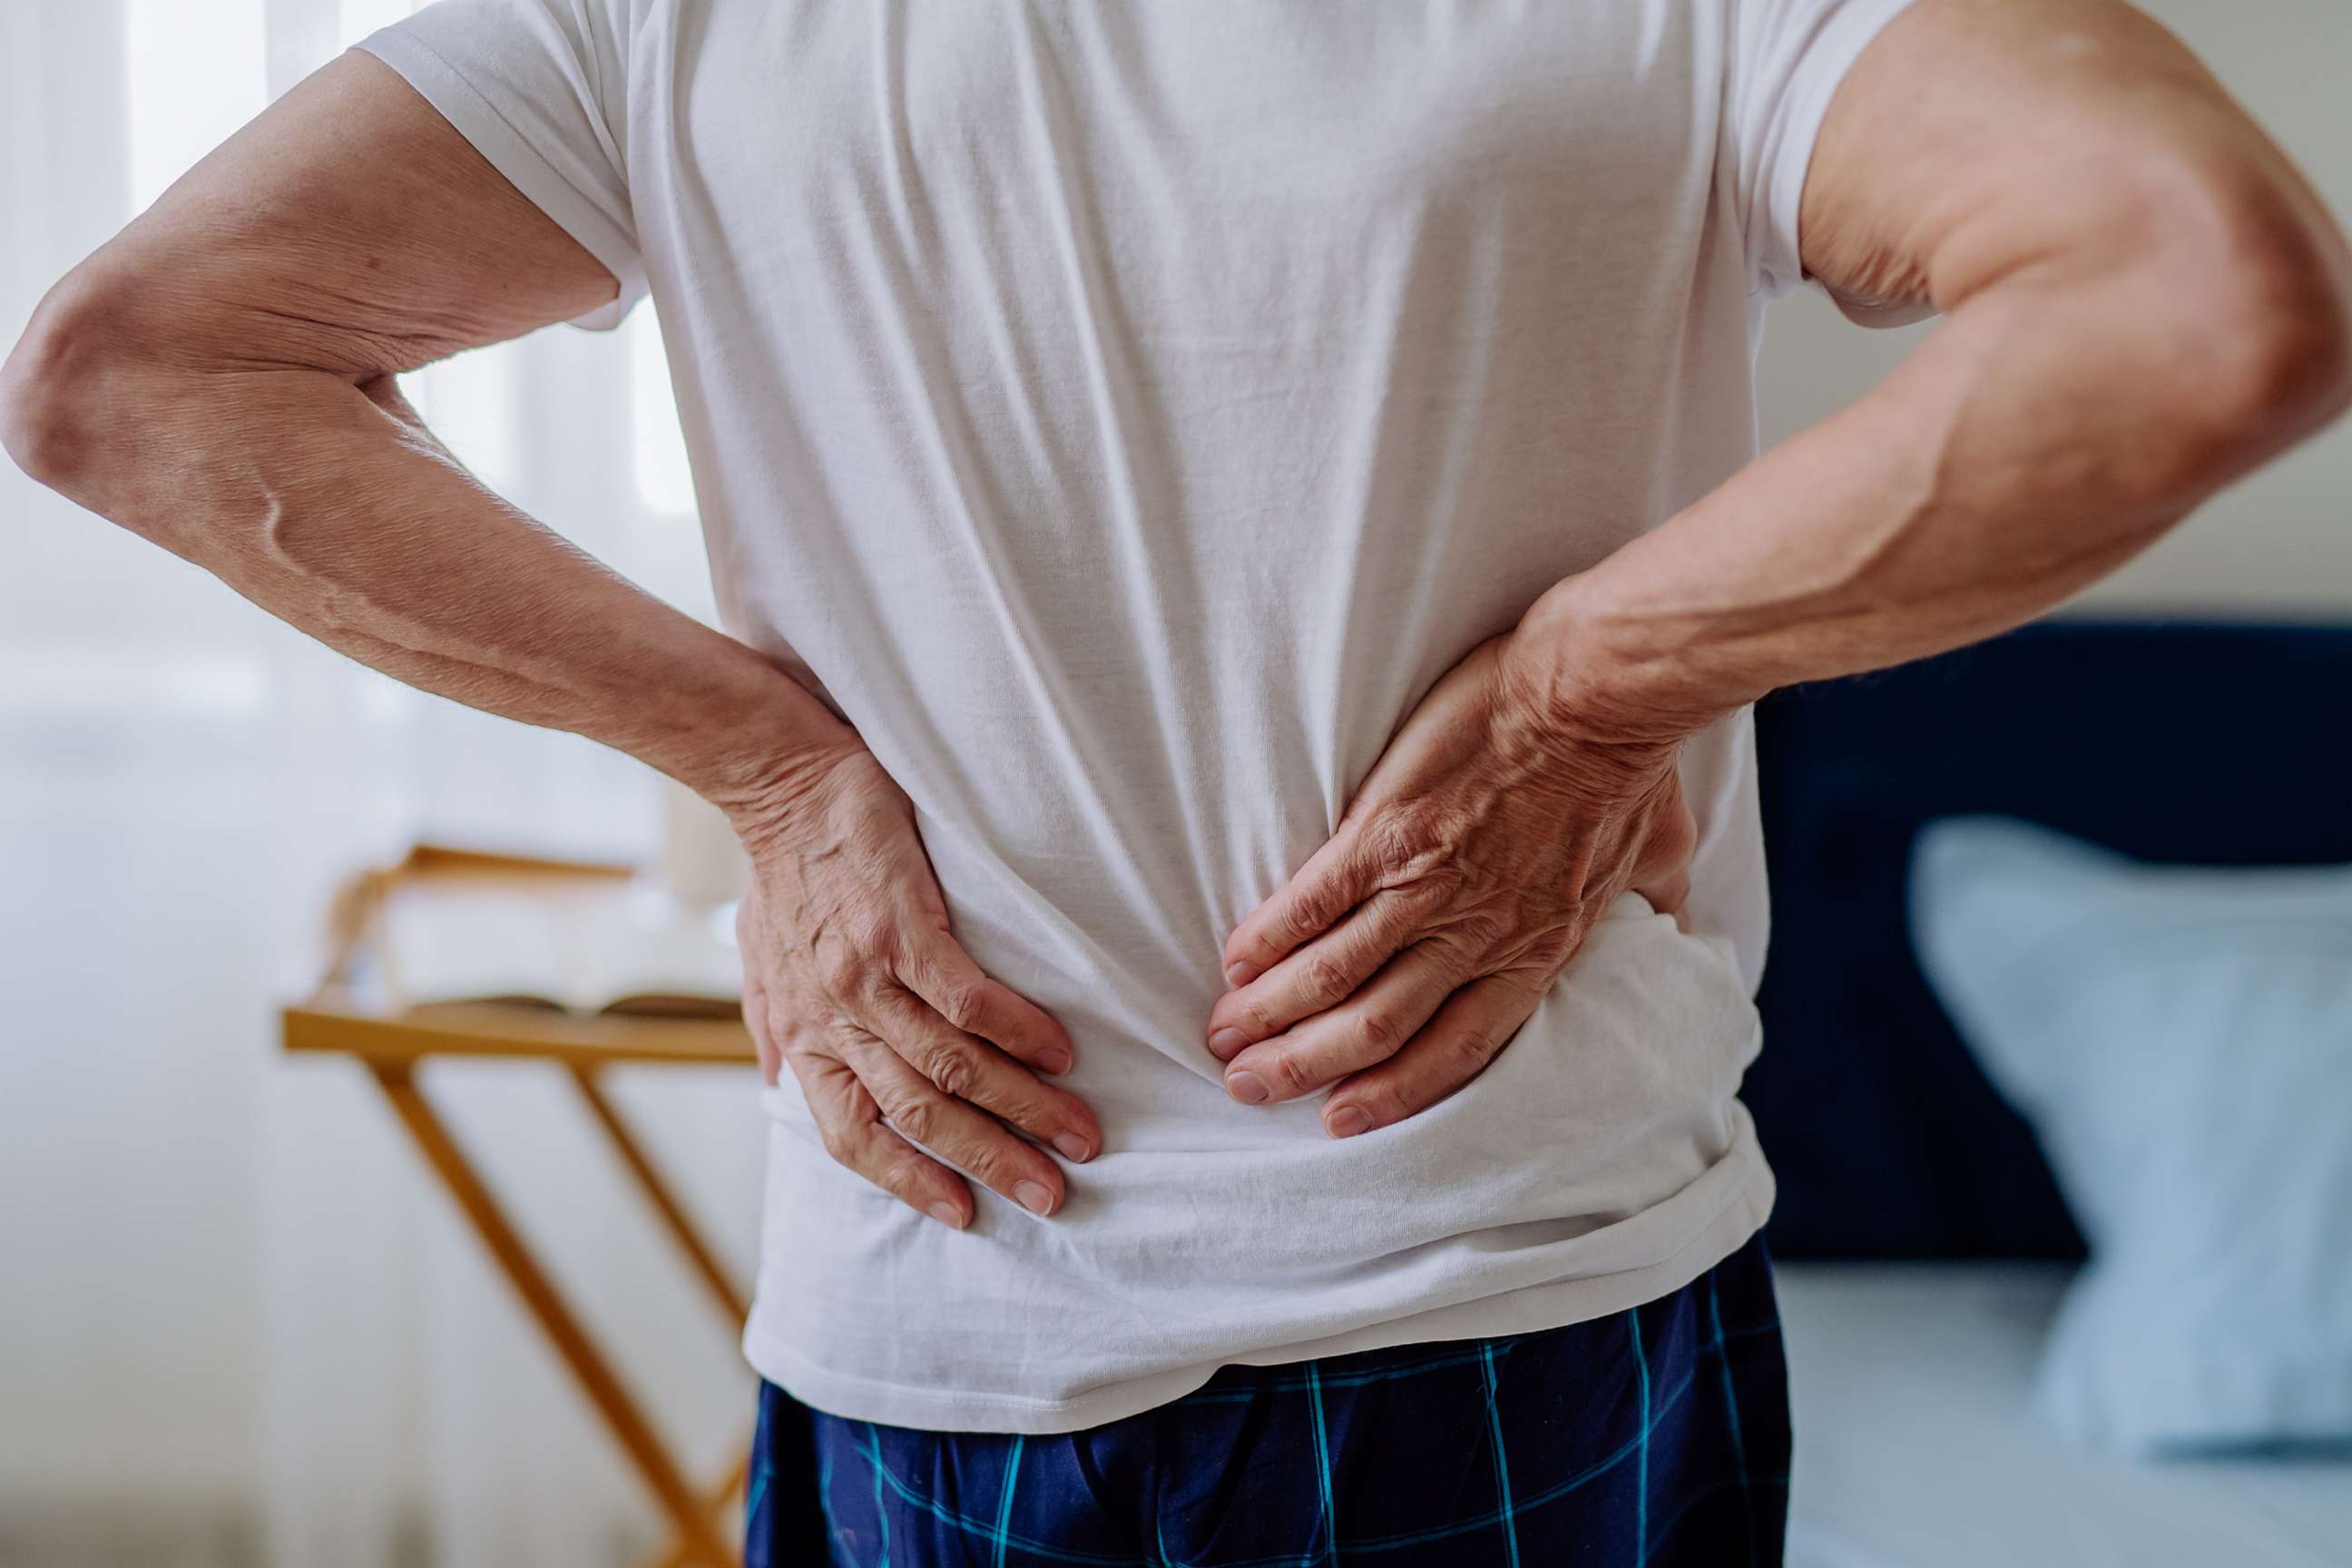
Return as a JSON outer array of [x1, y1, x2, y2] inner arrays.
[[1443, 1026, 1502, 1077], [1280, 886, 1336, 940], [1302, 948, 1352, 1004], [818, 1014, 868, 1056], [921, 1041, 979, 1100], [1003, 1083, 1058, 1126], [1416, 857, 1471, 906], [1363, 814, 1426, 880], [1448, 905, 1510, 956], [884, 1093, 940, 1147], [932, 977, 990, 1032], [1369, 808, 1464, 888], [1267, 1052, 1320, 1098], [1355, 1006, 1406, 1058], [959, 1141, 1021, 1191]]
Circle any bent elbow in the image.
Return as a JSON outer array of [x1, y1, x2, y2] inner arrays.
[[2155, 175, 2352, 482], [0, 275, 127, 496], [0, 321, 73, 493], [2213, 221, 2350, 437]]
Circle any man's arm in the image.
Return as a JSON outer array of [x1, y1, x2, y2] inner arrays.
[[0, 52, 836, 812], [0, 51, 1099, 1227], [1207, 0, 2352, 1133], [1504, 0, 2352, 740]]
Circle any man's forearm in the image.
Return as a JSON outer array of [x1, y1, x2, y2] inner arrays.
[[1507, 176, 2352, 746], [1, 52, 860, 837], [1, 288, 856, 828]]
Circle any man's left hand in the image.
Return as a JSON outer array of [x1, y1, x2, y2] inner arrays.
[[1205, 632, 1695, 1138]]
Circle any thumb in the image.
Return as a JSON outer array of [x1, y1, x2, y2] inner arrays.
[[737, 894, 784, 1086], [1629, 769, 1697, 926]]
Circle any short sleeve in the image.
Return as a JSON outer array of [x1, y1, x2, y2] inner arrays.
[[357, 0, 645, 329], [1725, 0, 1916, 300]]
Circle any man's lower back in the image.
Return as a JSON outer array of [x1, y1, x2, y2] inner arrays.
[[745, 889, 1773, 1434]]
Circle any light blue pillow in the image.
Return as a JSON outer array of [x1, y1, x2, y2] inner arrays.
[[1909, 816, 2352, 1455]]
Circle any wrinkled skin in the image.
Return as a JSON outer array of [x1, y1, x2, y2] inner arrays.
[[736, 744, 1102, 1229], [1205, 633, 1696, 1139]]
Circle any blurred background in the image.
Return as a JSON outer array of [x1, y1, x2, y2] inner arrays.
[[2, 2, 2347, 1566]]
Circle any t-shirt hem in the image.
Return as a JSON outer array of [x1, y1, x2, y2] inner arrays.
[[353, 30, 648, 331], [744, 1144, 1776, 1436]]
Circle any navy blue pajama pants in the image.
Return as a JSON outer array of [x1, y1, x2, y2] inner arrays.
[[748, 1231, 1788, 1567]]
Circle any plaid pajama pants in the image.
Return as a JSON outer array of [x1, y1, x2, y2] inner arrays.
[[748, 1230, 1788, 1568]]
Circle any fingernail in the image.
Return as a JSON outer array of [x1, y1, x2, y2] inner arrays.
[[1225, 1069, 1269, 1104], [1207, 1027, 1249, 1059], [1014, 1180, 1055, 1216], [926, 1202, 965, 1230], [1037, 1047, 1073, 1073], [1224, 962, 1259, 988], [1326, 1104, 1372, 1139], [1052, 1131, 1093, 1162]]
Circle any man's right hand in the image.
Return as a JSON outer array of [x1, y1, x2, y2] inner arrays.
[[733, 743, 1101, 1230]]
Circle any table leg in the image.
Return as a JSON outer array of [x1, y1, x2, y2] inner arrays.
[[643, 1448, 758, 1568], [568, 1063, 751, 1327], [371, 1061, 739, 1568]]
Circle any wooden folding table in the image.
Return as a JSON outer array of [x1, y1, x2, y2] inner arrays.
[[281, 844, 759, 1568]]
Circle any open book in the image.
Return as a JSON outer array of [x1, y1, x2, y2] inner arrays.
[[376, 873, 746, 1018]]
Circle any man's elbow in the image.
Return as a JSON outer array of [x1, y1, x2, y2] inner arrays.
[[2151, 170, 2352, 486], [1, 288, 92, 494], [0, 316, 72, 493], [0, 274, 125, 497]]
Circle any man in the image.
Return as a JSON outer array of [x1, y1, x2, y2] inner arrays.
[[5, 0, 2346, 1562]]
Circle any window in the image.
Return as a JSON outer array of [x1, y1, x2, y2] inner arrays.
[[126, 0, 266, 211], [632, 306, 699, 515]]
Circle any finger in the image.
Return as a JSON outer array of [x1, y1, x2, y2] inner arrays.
[[1206, 887, 1434, 1060], [1629, 775, 1696, 919], [865, 983, 1101, 1165], [741, 961, 783, 1086], [895, 935, 1078, 1074], [1221, 828, 1380, 988], [836, 1028, 1075, 1217], [1632, 865, 1690, 924], [1318, 971, 1546, 1138], [736, 894, 784, 1086], [1220, 941, 1468, 1104], [786, 1042, 974, 1229]]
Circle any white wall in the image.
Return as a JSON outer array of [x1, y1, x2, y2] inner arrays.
[[1757, 0, 2352, 617]]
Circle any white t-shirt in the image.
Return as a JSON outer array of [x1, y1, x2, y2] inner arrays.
[[363, 0, 1911, 1435]]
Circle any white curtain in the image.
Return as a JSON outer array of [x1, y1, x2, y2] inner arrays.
[[1, 4, 766, 1564]]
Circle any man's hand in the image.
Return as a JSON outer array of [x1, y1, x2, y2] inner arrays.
[[1203, 633, 1696, 1139], [735, 744, 1101, 1229]]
